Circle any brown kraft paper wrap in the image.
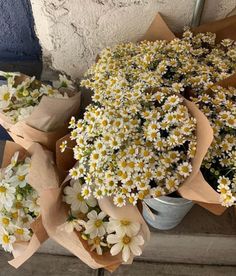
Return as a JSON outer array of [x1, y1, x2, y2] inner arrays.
[[0, 141, 48, 268], [177, 100, 226, 215], [0, 74, 81, 152], [183, 73, 236, 215]]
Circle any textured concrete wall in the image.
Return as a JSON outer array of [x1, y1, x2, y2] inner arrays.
[[0, 0, 41, 60], [30, 0, 236, 79]]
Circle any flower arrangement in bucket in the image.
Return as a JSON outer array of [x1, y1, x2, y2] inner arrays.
[[59, 15, 236, 231]]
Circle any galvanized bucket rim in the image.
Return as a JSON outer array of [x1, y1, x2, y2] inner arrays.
[[145, 195, 192, 206]]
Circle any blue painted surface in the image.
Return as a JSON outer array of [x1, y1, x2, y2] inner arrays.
[[0, 126, 11, 141], [0, 0, 41, 61]]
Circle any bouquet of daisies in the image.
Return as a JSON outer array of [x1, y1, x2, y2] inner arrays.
[[30, 143, 149, 272], [0, 72, 81, 151], [61, 178, 149, 270], [191, 74, 236, 207], [0, 141, 48, 268]]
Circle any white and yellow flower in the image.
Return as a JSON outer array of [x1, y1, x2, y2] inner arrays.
[[84, 210, 107, 239], [107, 233, 144, 262]]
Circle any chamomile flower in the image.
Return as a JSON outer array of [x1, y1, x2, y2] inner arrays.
[[113, 194, 126, 207], [177, 162, 192, 178]]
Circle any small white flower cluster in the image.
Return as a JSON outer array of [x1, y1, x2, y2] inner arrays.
[[192, 86, 236, 207], [0, 152, 40, 252], [81, 30, 235, 105], [65, 92, 196, 207], [0, 72, 74, 123], [63, 179, 144, 262]]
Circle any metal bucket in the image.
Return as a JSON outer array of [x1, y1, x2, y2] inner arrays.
[[143, 196, 194, 230]]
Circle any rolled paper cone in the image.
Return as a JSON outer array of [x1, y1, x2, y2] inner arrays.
[[141, 12, 175, 42], [29, 144, 122, 271], [178, 100, 226, 215], [39, 187, 122, 271], [9, 217, 48, 268]]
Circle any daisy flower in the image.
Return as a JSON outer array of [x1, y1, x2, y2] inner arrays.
[[0, 183, 15, 211], [177, 162, 192, 178], [0, 228, 16, 252], [107, 233, 144, 262], [63, 180, 97, 214], [84, 210, 107, 239], [113, 194, 126, 207], [107, 218, 141, 236], [14, 227, 31, 242]]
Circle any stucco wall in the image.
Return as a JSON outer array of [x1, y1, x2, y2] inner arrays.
[[0, 0, 40, 60], [30, 0, 236, 79]]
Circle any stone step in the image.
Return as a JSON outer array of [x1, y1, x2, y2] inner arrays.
[[1, 251, 236, 276], [36, 205, 236, 266]]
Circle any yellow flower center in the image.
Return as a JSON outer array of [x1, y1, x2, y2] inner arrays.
[[94, 219, 103, 228], [11, 212, 18, 219], [122, 235, 131, 245], [181, 166, 189, 173], [93, 153, 99, 160], [155, 190, 162, 197], [72, 170, 78, 177], [3, 92, 10, 101], [117, 197, 124, 204], [220, 188, 227, 194], [129, 197, 134, 204], [93, 237, 101, 245], [0, 186, 6, 193], [120, 220, 130, 226], [220, 178, 228, 185], [16, 229, 24, 235], [2, 218, 9, 225], [48, 88, 55, 95], [2, 234, 9, 244], [18, 175, 25, 181], [77, 194, 84, 202]]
